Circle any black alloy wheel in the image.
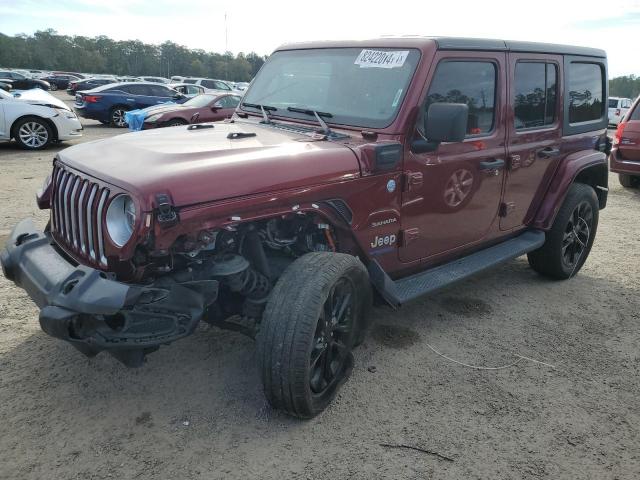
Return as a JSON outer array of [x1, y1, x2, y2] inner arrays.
[[309, 277, 355, 395], [561, 200, 593, 272]]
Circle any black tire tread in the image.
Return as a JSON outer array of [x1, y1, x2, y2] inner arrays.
[[257, 252, 370, 418], [527, 182, 598, 279], [619, 173, 638, 188]]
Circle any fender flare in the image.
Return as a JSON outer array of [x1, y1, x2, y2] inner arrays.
[[156, 198, 365, 257], [531, 150, 608, 230]]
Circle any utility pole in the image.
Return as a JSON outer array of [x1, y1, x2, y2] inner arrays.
[[224, 12, 229, 79]]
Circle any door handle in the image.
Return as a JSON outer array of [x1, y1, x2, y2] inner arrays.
[[479, 159, 505, 170], [538, 147, 561, 158]]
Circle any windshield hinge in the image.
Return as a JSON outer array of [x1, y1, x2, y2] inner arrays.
[[155, 194, 179, 228]]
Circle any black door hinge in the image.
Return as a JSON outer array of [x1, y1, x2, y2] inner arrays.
[[155, 193, 179, 227]]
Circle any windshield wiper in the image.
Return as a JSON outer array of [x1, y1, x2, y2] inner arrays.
[[287, 107, 333, 135], [241, 102, 277, 124]]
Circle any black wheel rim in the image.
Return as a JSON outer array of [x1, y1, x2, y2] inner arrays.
[[309, 277, 355, 395], [562, 200, 593, 269]]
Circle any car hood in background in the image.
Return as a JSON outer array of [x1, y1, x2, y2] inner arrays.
[[12, 88, 70, 111], [57, 121, 361, 209]]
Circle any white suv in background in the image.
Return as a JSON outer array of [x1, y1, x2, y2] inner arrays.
[[182, 77, 235, 92], [0, 88, 82, 149], [608, 97, 633, 126]]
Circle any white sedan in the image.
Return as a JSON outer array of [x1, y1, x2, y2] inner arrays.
[[0, 88, 82, 149]]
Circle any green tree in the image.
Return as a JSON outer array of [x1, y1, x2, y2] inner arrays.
[[0, 30, 267, 81]]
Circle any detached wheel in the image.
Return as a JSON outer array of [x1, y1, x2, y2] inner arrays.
[[619, 173, 639, 188], [257, 252, 372, 419], [528, 182, 598, 279], [110, 106, 129, 127], [14, 116, 53, 150]]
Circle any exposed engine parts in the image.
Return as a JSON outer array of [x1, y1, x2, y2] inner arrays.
[[140, 212, 338, 337]]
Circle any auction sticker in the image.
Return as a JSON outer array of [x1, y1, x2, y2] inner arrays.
[[355, 50, 409, 69]]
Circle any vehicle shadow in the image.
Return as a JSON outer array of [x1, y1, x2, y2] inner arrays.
[[0, 256, 638, 478]]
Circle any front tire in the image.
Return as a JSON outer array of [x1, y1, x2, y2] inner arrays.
[[13, 117, 53, 150], [257, 252, 371, 419], [528, 182, 599, 279], [49, 84, 58, 91], [619, 173, 639, 188]]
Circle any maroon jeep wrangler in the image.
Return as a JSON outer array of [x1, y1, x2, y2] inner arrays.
[[1, 38, 609, 418]]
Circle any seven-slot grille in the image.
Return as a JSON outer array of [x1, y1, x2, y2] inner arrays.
[[50, 164, 110, 266]]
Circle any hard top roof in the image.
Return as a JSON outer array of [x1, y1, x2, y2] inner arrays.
[[277, 37, 606, 58]]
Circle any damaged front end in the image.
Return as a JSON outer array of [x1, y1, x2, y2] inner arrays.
[[0, 219, 264, 367]]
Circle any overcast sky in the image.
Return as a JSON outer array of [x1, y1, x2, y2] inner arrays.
[[1, 0, 639, 77]]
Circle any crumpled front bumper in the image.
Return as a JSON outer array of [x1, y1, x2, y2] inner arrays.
[[1, 219, 217, 367]]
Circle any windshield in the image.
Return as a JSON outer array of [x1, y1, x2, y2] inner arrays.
[[184, 94, 217, 108], [242, 48, 420, 129]]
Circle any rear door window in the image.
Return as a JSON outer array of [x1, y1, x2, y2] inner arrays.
[[124, 85, 150, 96], [424, 61, 497, 136], [567, 62, 604, 124], [514, 62, 557, 129], [147, 85, 173, 97]]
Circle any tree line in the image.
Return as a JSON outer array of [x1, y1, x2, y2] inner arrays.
[[1, 30, 639, 96], [609, 75, 640, 99], [0, 30, 267, 82]]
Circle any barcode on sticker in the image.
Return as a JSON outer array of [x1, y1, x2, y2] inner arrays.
[[355, 50, 409, 69]]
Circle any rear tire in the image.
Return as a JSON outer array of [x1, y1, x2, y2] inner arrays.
[[49, 84, 58, 91], [110, 106, 129, 127], [257, 252, 372, 419], [619, 173, 639, 188], [528, 182, 598, 279]]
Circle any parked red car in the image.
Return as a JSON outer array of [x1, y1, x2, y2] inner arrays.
[[142, 93, 241, 129], [610, 96, 640, 188]]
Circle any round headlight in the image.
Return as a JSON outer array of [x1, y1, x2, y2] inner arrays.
[[106, 195, 136, 246]]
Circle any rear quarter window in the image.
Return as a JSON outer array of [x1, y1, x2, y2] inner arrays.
[[568, 62, 604, 124], [563, 57, 607, 135]]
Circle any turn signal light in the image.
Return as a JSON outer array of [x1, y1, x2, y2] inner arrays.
[[84, 95, 102, 103]]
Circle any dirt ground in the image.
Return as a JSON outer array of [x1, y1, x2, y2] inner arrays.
[[0, 92, 639, 480]]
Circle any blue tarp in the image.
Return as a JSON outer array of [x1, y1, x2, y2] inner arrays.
[[124, 109, 147, 131]]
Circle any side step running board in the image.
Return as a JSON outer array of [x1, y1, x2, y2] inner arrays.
[[368, 230, 545, 307]]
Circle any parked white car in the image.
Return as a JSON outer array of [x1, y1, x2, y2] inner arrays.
[[137, 76, 170, 84], [0, 88, 82, 149], [608, 97, 633, 126]]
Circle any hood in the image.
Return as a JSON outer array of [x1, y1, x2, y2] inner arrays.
[[12, 88, 70, 111], [57, 121, 361, 209]]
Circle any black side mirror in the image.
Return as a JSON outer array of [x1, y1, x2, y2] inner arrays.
[[411, 103, 469, 154]]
